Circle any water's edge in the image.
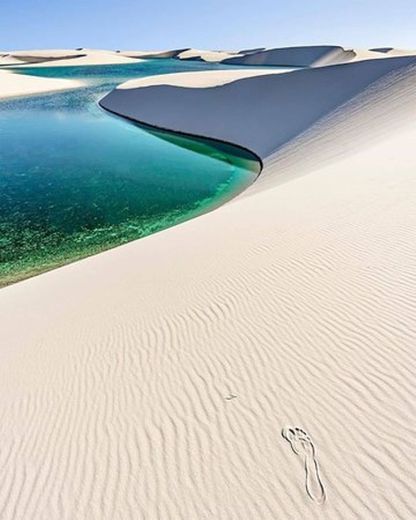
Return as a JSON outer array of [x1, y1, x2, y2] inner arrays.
[[1, 63, 261, 287]]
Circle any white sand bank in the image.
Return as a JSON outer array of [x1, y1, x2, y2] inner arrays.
[[0, 54, 31, 66], [117, 67, 292, 89], [1, 50, 416, 519], [370, 47, 416, 56], [101, 56, 416, 158], [0, 70, 84, 99]]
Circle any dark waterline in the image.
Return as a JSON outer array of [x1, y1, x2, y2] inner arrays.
[[0, 60, 259, 286]]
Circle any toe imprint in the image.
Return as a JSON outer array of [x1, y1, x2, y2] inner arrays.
[[282, 426, 326, 505]]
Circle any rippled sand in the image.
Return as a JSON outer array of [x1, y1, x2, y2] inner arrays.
[[1, 47, 416, 519]]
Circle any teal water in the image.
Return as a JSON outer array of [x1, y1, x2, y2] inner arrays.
[[0, 61, 259, 286]]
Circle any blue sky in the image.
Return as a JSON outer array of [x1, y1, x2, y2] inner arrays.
[[1, 0, 416, 51]]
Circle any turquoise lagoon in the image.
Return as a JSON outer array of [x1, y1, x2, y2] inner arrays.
[[0, 61, 259, 286]]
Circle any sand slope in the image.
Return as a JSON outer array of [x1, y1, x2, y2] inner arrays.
[[116, 67, 292, 90], [119, 49, 189, 59], [101, 56, 416, 158], [0, 70, 84, 99], [0, 49, 140, 68], [1, 51, 416, 519], [223, 45, 356, 67], [0, 49, 86, 66], [176, 48, 243, 62]]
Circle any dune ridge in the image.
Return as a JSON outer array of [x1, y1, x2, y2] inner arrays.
[[0, 49, 141, 68], [222, 44, 356, 67], [118, 48, 190, 59], [100, 56, 416, 158], [176, 48, 243, 62], [0, 49, 142, 99], [3, 45, 415, 70], [115, 67, 292, 90], [0, 70, 84, 99], [1, 49, 416, 519]]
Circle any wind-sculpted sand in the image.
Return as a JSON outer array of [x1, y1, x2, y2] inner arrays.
[[222, 44, 356, 67], [1, 49, 416, 519], [0, 49, 87, 65], [101, 56, 416, 157]]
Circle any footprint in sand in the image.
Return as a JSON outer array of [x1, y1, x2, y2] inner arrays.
[[282, 427, 326, 505]]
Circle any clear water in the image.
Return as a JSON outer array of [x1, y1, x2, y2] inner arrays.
[[0, 61, 259, 286]]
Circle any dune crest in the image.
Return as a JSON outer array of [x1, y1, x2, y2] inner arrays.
[[100, 56, 416, 159], [0, 49, 141, 68], [223, 45, 356, 67], [118, 48, 189, 59]]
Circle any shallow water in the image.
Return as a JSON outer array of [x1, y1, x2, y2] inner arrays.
[[0, 61, 259, 286]]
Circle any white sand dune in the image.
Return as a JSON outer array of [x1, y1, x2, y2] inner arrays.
[[119, 48, 189, 59], [0, 54, 32, 66], [0, 70, 84, 99], [4, 49, 86, 62], [101, 56, 416, 157], [1, 50, 416, 519], [238, 46, 266, 54], [370, 47, 416, 56], [172, 46, 416, 66], [0, 49, 141, 68], [176, 48, 243, 62], [221, 45, 416, 67], [0, 49, 87, 68], [116, 67, 292, 89], [223, 45, 357, 67]]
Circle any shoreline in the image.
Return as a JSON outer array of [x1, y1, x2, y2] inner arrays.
[[0, 69, 85, 99], [0, 70, 260, 287]]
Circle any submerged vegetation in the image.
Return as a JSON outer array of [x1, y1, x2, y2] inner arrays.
[[0, 61, 259, 285]]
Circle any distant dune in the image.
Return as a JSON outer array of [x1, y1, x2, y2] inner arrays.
[[237, 47, 266, 54], [0, 49, 141, 68], [115, 67, 292, 90], [222, 45, 356, 67], [119, 48, 190, 59], [3, 49, 87, 63], [0, 49, 142, 98]]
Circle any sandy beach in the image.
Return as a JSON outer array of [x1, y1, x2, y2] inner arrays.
[[1, 47, 416, 519], [0, 70, 84, 99]]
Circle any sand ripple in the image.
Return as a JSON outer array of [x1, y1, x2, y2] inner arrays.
[[1, 53, 416, 518]]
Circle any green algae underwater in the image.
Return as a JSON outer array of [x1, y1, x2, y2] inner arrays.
[[0, 61, 259, 286]]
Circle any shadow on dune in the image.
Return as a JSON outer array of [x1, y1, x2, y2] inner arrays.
[[370, 47, 394, 53], [100, 56, 416, 160], [7, 53, 87, 65], [223, 45, 356, 67]]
